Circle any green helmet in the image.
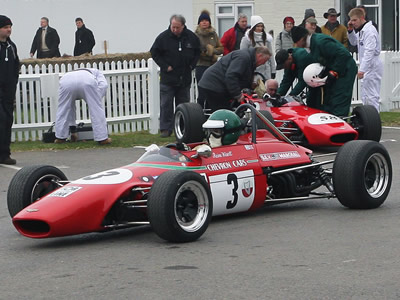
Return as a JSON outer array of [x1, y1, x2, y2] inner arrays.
[[203, 109, 242, 145]]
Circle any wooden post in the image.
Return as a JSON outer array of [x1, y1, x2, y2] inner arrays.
[[103, 40, 108, 56]]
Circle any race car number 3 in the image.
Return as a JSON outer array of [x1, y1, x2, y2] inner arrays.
[[73, 168, 133, 185]]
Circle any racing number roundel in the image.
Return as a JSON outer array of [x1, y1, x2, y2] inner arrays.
[[209, 170, 255, 216], [73, 168, 133, 185]]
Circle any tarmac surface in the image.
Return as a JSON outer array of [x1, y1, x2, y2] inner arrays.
[[0, 128, 399, 299]]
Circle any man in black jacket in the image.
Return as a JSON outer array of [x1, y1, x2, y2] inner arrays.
[[150, 14, 200, 137], [199, 47, 271, 112], [0, 15, 19, 165], [73, 17, 95, 56], [30, 17, 60, 58]]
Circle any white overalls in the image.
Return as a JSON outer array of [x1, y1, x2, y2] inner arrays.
[[55, 68, 109, 141], [348, 21, 383, 111]]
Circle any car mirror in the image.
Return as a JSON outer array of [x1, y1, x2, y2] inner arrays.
[[191, 144, 212, 158]]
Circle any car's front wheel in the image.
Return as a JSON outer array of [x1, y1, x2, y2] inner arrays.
[[350, 105, 381, 142], [7, 165, 68, 217], [333, 140, 392, 209], [147, 170, 212, 242]]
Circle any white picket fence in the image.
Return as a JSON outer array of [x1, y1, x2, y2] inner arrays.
[[11, 51, 400, 142], [12, 59, 160, 142]]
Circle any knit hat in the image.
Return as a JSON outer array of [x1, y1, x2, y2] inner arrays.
[[0, 15, 12, 28], [250, 15, 264, 31], [291, 26, 309, 43], [323, 8, 341, 19], [283, 16, 295, 25], [198, 10, 211, 24], [304, 9, 315, 20], [275, 50, 289, 70]]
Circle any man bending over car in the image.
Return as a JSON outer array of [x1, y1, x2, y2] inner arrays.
[[198, 46, 271, 112]]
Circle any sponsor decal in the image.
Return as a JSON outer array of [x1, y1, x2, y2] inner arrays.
[[244, 145, 254, 150], [232, 159, 247, 167], [242, 180, 253, 197], [49, 186, 82, 198], [212, 151, 233, 158], [260, 151, 301, 161], [308, 113, 345, 125], [26, 208, 39, 213], [207, 162, 232, 171]]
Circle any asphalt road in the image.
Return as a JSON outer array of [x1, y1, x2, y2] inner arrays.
[[1, 129, 399, 300]]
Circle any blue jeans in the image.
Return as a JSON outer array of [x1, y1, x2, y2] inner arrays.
[[160, 83, 190, 132]]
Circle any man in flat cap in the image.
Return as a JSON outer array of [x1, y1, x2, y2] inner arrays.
[[0, 15, 19, 164], [275, 48, 312, 97]]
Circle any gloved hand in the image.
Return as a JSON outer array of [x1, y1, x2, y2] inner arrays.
[[206, 44, 214, 56], [271, 73, 276, 79], [325, 70, 338, 87]]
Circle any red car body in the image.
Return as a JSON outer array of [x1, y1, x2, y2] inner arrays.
[[12, 129, 311, 239], [247, 94, 360, 146]]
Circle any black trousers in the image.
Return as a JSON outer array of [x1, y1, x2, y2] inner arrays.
[[0, 83, 16, 159], [202, 88, 232, 113]]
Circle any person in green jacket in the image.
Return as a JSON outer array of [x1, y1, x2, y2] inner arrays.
[[275, 48, 312, 96], [291, 26, 357, 116]]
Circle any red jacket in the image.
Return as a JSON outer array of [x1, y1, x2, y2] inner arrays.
[[220, 23, 248, 55]]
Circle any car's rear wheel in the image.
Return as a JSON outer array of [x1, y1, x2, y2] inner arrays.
[[174, 102, 206, 143], [7, 165, 68, 217], [333, 140, 392, 209], [350, 105, 381, 142], [147, 170, 212, 242]]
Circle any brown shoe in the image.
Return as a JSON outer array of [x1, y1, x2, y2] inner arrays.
[[98, 138, 112, 145], [0, 156, 16, 165], [54, 138, 67, 144], [70, 132, 78, 142]]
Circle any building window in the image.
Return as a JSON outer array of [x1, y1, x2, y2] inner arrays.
[[215, 2, 253, 37]]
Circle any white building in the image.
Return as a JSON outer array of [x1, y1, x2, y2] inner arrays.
[[2, 0, 194, 59], [2, 0, 398, 59], [192, 0, 399, 51]]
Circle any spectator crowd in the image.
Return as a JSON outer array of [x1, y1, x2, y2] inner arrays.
[[0, 5, 384, 165]]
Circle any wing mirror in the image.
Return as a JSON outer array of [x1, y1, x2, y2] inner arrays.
[[191, 144, 212, 158]]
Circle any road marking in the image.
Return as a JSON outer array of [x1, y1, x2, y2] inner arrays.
[[0, 164, 21, 170], [380, 139, 397, 143]]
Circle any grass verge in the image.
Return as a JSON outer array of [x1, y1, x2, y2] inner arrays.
[[10, 112, 400, 152]]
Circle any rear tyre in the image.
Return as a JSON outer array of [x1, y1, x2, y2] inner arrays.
[[147, 170, 212, 242], [333, 140, 392, 209], [351, 105, 381, 142], [7, 165, 68, 217], [174, 103, 206, 143]]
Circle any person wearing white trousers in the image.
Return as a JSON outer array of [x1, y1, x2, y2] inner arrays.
[[348, 8, 383, 112], [55, 68, 111, 144]]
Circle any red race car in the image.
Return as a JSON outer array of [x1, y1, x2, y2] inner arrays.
[[8, 104, 392, 243], [174, 92, 381, 147]]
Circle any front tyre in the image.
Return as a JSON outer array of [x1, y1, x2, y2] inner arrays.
[[147, 170, 212, 242], [7, 165, 68, 217], [333, 140, 392, 209], [351, 105, 382, 142]]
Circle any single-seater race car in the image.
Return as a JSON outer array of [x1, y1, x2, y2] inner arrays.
[[8, 104, 392, 243], [174, 92, 381, 147]]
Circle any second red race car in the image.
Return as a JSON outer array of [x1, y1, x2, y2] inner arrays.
[[174, 92, 381, 147]]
